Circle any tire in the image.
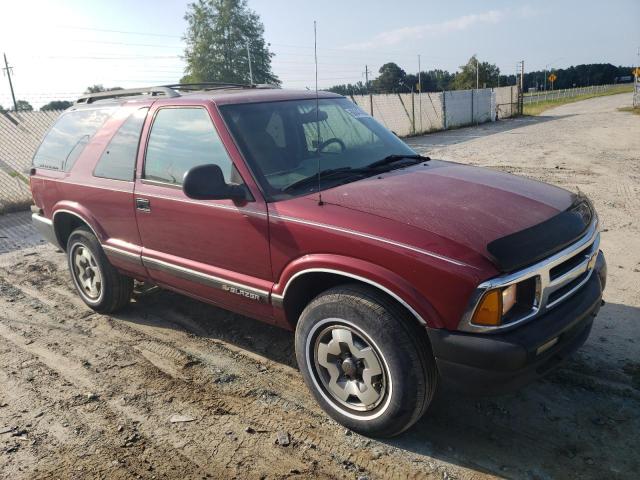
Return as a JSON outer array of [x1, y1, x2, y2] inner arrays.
[[295, 283, 438, 437], [66, 227, 133, 313]]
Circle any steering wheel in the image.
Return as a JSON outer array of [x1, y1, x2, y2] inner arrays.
[[318, 137, 346, 153]]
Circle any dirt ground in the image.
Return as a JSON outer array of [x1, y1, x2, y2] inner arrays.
[[1, 93, 639, 480]]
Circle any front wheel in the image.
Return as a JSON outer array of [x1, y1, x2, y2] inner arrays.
[[295, 284, 437, 437], [67, 227, 133, 313]]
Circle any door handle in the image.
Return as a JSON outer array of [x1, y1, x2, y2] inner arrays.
[[135, 197, 151, 212]]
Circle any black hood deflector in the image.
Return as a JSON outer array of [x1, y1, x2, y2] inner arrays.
[[486, 196, 593, 273]]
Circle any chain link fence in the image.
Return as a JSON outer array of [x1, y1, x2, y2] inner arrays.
[[0, 110, 62, 213]]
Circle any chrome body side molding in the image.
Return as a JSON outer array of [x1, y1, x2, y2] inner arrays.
[[141, 255, 270, 303], [101, 244, 144, 267]]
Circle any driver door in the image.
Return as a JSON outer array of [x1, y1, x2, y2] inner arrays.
[[134, 104, 273, 319]]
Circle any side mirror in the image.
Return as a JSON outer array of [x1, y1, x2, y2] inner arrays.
[[182, 164, 246, 201]]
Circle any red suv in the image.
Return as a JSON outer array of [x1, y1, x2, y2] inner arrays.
[[30, 84, 607, 437]]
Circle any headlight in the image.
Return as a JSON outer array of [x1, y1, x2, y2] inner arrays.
[[471, 278, 537, 327]]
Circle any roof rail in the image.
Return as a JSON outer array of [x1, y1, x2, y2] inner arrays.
[[75, 86, 180, 105], [163, 82, 252, 91], [164, 82, 280, 91]]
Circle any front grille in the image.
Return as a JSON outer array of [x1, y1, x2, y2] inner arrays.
[[549, 244, 592, 281], [548, 270, 589, 305], [460, 218, 600, 333]]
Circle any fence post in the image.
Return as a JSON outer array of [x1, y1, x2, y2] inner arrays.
[[442, 91, 447, 129], [471, 89, 474, 124], [411, 91, 416, 135]]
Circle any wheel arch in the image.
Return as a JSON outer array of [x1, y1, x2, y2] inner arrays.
[[52, 205, 104, 251], [273, 256, 444, 330]]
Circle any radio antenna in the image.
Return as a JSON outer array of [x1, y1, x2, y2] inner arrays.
[[314, 20, 323, 206]]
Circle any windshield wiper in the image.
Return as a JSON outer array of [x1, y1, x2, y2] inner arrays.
[[282, 154, 430, 194], [365, 154, 430, 170], [283, 167, 365, 193]]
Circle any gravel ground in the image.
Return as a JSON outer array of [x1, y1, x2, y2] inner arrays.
[[0, 93, 638, 479]]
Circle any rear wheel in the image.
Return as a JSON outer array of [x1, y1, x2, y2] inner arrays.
[[67, 227, 132, 313], [295, 284, 437, 437]]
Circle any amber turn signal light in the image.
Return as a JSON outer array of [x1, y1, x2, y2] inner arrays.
[[472, 289, 502, 326]]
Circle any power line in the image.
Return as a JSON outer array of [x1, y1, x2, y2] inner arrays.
[[55, 25, 183, 38]]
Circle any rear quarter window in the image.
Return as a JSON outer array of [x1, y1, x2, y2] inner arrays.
[[93, 108, 148, 181], [33, 108, 114, 172]]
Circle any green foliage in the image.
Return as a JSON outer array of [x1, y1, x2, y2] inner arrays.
[[372, 63, 407, 93], [407, 69, 454, 93], [182, 0, 279, 85], [327, 81, 369, 96], [0, 104, 4, 112], [15, 100, 33, 111], [524, 64, 633, 91], [326, 60, 635, 95], [41, 100, 73, 111], [450, 55, 500, 90]]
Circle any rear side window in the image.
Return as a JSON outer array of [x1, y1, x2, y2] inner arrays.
[[33, 108, 113, 171], [94, 108, 148, 181], [144, 107, 236, 185]]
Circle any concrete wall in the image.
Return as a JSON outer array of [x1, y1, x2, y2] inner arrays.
[[351, 86, 519, 135]]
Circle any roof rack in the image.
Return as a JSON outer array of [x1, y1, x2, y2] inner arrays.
[[75, 86, 180, 105], [163, 82, 252, 91], [74, 82, 280, 105]]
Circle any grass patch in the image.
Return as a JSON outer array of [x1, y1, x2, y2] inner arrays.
[[523, 85, 634, 116], [618, 106, 640, 115]]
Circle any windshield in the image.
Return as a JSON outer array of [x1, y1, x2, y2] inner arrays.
[[220, 98, 416, 201]]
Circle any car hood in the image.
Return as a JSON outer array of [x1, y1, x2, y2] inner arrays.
[[318, 160, 576, 263]]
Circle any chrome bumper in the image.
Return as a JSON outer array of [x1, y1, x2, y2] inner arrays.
[[31, 213, 61, 249]]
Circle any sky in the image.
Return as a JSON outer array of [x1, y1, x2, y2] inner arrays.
[[0, 0, 638, 109]]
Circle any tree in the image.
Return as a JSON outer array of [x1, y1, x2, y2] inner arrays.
[[327, 81, 369, 96], [15, 100, 33, 111], [41, 100, 73, 111], [181, 0, 279, 85], [450, 55, 500, 90], [372, 63, 407, 93], [0, 104, 4, 112], [84, 85, 123, 93]]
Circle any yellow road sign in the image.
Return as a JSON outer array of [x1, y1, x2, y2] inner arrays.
[[633, 67, 640, 78], [548, 73, 557, 82]]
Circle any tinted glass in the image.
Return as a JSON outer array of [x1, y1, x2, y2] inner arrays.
[[221, 98, 414, 200], [144, 108, 236, 185], [94, 108, 148, 181], [33, 108, 114, 171]]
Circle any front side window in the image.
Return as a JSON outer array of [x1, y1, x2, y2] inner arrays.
[[144, 107, 237, 186], [33, 108, 114, 171], [94, 108, 148, 181], [221, 98, 415, 201]]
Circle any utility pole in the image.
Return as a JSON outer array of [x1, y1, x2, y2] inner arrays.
[[476, 57, 479, 89], [2, 53, 18, 112], [245, 41, 253, 85], [518, 60, 525, 115]]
